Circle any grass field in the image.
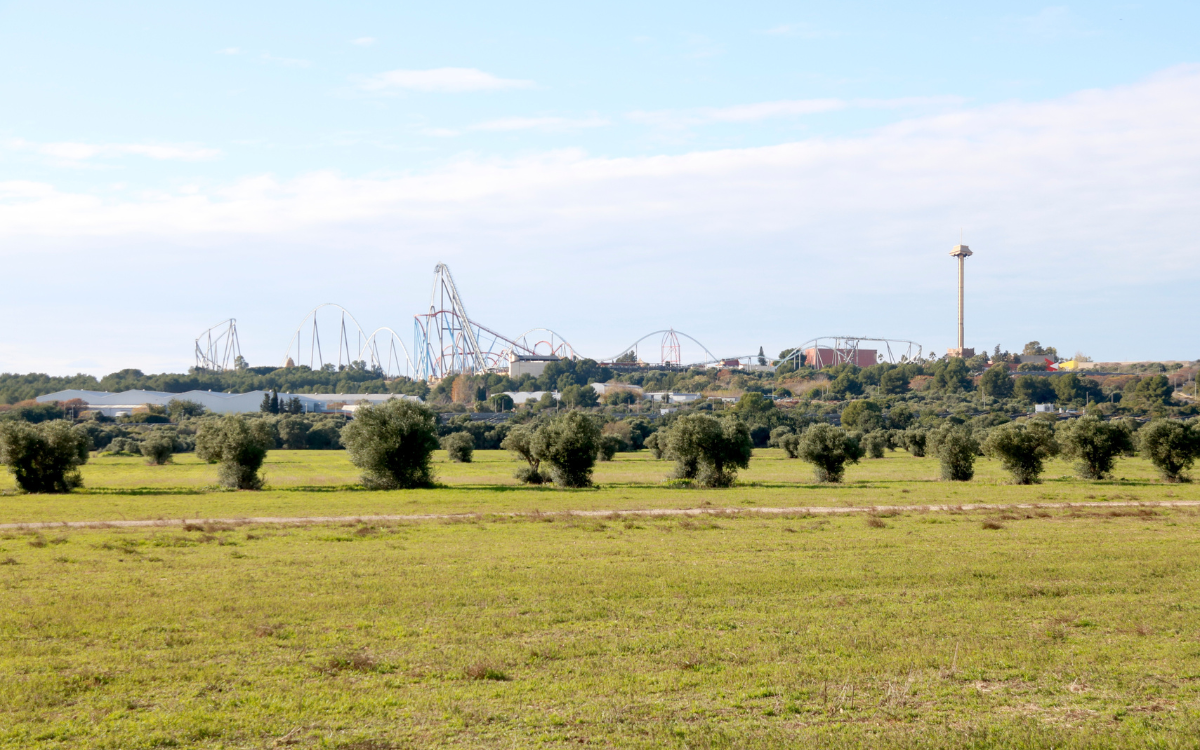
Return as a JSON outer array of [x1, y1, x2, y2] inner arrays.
[[0, 449, 1191, 525], [2, 449, 1199, 747]]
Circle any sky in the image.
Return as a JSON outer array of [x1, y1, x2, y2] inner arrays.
[[1, 0, 1198, 376]]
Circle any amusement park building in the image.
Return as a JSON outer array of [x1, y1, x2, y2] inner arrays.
[[35, 389, 421, 417], [508, 354, 560, 379], [803, 347, 879, 369]]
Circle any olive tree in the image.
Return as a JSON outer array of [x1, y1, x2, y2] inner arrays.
[[796, 424, 864, 483], [442, 431, 475, 463], [902, 428, 928, 457], [340, 400, 440, 489], [644, 431, 664, 459], [982, 420, 1059, 484], [500, 424, 546, 484], [140, 432, 175, 465], [530, 411, 602, 488], [597, 434, 622, 462], [662, 413, 753, 487], [861, 430, 888, 459], [1137, 419, 1200, 482], [1057, 416, 1134, 479], [0, 420, 90, 493], [929, 424, 978, 481], [196, 416, 274, 489], [767, 426, 794, 450]]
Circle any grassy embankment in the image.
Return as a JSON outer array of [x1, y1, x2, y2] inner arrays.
[[0, 449, 1192, 525], [2, 503, 1200, 748]]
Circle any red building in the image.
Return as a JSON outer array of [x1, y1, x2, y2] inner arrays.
[[803, 347, 878, 369]]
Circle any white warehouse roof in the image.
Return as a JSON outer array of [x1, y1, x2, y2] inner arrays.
[[35, 389, 421, 415]]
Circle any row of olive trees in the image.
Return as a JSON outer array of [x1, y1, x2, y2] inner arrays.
[[4, 408, 1198, 494], [925, 417, 1199, 484], [758, 416, 1200, 485]]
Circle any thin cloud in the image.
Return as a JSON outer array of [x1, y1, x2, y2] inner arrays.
[[358, 67, 534, 93], [421, 117, 608, 137], [1019, 6, 1097, 39], [470, 116, 609, 132], [351, 37, 377, 46], [260, 52, 311, 68], [7, 139, 221, 162], [629, 96, 965, 128], [762, 23, 838, 38], [216, 47, 240, 55]]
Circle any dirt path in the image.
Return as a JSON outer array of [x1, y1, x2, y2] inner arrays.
[[2, 500, 1197, 531]]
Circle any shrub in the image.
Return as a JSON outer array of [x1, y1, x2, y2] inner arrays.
[[104, 437, 141, 455], [778, 433, 801, 458], [166, 399, 207, 420], [140, 433, 175, 465], [196, 416, 274, 490], [0, 400, 65, 424], [442, 432, 475, 463], [276, 416, 311, 449], [1057, 416, 1134, 479], [530, 411, 602, 488], [340, 400, 440, 489], [841, 400, 884, 431], [602, 421, 634, 451], [862, 431, 888, 459], [662, 413, 753, 488], [767, 426, 794, 449], [1137, 419, 1200, 482], [886, 403, 916, 430], [796, 424, 864, 483], [0, 420, 90, 493], [983, 421, 1059, 484], [597, 434, 621, 462], [902, 428, 928, 457], [644, 431, 664, 459], [501, 424, 546, 483], [930, 425, 979, 481]]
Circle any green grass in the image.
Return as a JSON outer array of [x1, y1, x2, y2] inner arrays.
[[0, 449, 1192, 525], [2, 508, 1200, 748], [2, 449, 1198, 747]]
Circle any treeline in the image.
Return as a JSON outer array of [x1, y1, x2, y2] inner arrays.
[[0, 364, 429, 404]]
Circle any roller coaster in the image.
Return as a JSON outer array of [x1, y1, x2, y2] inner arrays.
[[194, 319, 242, 371], [201, 264, 932, 380]]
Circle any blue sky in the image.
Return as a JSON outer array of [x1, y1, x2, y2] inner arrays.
[[1, 1, 1198, 374]]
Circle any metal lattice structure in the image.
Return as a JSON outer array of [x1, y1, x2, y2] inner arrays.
[[195, 319, 242, 371], [773, 337, 925, 371], [283, 304, 371, 371], [661, 329, 681, 365], [413, 264, 578, 379], [601, 329, 719, 367], [358, 327, 416, 380]]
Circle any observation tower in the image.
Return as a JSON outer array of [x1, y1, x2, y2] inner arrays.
[[947, 244, 975, 358]]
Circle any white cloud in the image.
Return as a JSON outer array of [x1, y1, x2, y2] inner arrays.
[[2, 67, 1199, 367], [351, 37, 376, 46], [7, 139, 221, 163], [216, 47, 240, 55], [629, 95, 965, 128], [358, 67, 534, 93]]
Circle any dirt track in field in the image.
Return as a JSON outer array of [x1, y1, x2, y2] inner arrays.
[[2, 500, 1197, 530]]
